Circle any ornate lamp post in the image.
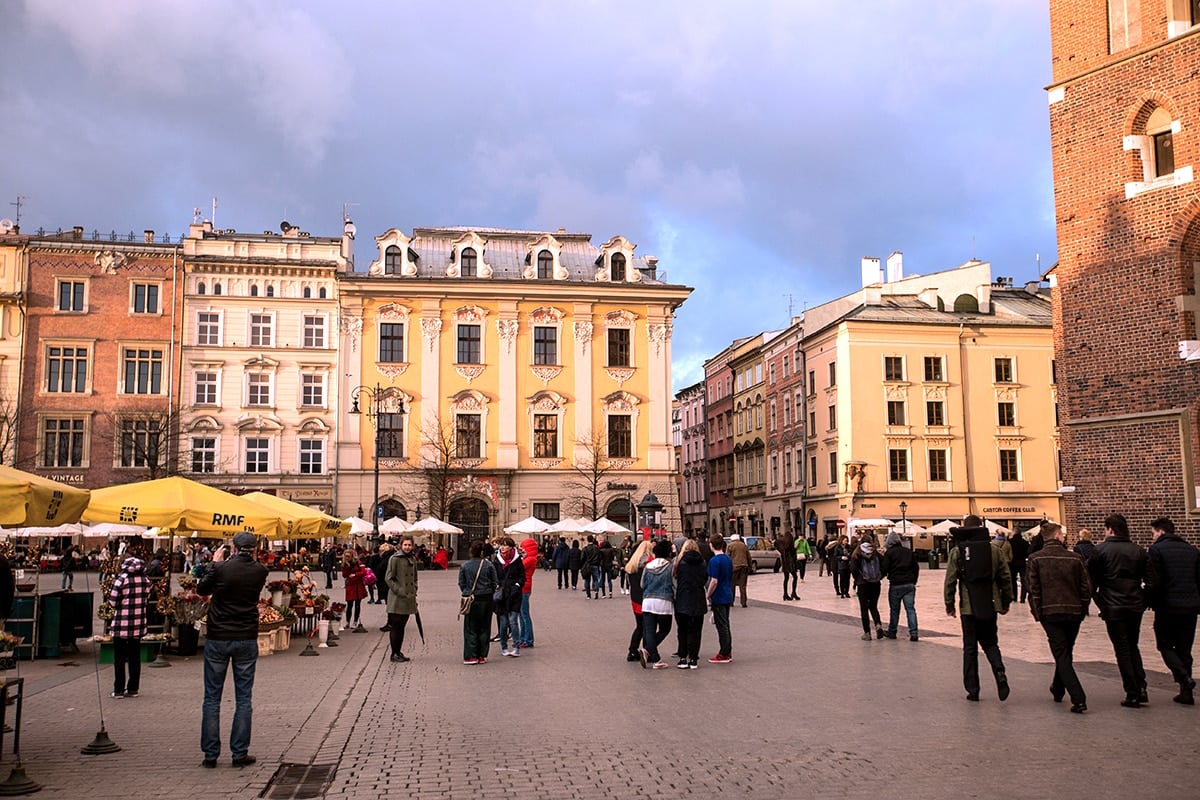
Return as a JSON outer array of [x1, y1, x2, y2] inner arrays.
[[350, 383, 405, 544], [899, 500, 908, 538], [637, 490, 664, 541]]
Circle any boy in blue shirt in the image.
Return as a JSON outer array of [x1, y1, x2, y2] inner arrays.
[[706, 535, 735, 663]]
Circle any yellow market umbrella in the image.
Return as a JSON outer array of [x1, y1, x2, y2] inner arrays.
[[0, 465, 91, 527], [83, 476, 283, 537], [240, 492, 351, 539]]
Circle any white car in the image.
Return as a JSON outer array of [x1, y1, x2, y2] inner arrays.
[[725, 536, 781, 573]]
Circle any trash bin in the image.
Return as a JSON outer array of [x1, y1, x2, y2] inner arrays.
[[38, 595, 62, 658], [928, 549, 940, 570]]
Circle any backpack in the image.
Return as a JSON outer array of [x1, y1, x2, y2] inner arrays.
[[859, 555, 881, 583]]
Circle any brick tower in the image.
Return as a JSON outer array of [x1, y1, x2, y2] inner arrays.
[[1047, 3, 1200, 542]]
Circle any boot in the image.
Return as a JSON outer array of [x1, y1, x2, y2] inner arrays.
[[1174, 680, 1195, 705]]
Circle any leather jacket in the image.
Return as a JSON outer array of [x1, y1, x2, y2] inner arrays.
[[1088, 535, 1147, 620], [197, 552, 269, 640], [1145, 533, 1200, 614]]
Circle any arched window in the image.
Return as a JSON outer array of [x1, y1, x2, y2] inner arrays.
[[1146, 107, 1175, 178], [385, 245, 403, 275], [611, 253, 626, 281], [214, 283, 222, 296], [303, 286, 312, 298], [197, 282, 206, 295], [953, 293, 978, 312], [265, 285, 274, 298], [250, 285, 259, 297], [319, 287, 327, 299], [461, 247, 478, 278], [537, 250, 553, 279]]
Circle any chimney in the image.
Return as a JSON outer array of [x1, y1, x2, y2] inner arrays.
[[861, 256, 882, 287], [144, 230, 155, 244], [644, 256, 658, 281], [72, 226, 84, 241], [886, 251, 903, 283]]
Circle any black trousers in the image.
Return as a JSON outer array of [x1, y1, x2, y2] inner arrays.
[[388, 613, 410, 657], [1104, 613, 1147, 697], [960, 615, 1006, 697], [1153, 611, 1196, 687], [1041, 616, 1085, 705], [628, 610, 644, 655], [674, 612, 704, 662], [857, 582, 882, 632], [837, 569, 851, 597]]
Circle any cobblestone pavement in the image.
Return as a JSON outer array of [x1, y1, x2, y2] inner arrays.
[[3, 565, 1197, 799]]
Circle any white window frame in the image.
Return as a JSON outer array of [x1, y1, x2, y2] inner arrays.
[[55, 278, 88, 313], [298, 438, 326, 475], [191, 436, 217, 474], [196, 310, 223, 346], [244, 436, 272, 474], [130, 281, 163, 315], [119, 344, 166, 396], [302, 314, 327, 349], [245, 372, 273, 408], [300, 372, 326, 409], [249, 312, 275, 348]]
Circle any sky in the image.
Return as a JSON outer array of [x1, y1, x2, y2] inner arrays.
[[0, 0, 1058, 391]]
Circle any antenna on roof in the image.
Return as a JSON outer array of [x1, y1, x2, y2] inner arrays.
[[10, 195, 27, 229], [786, 293, 794, 321], [211, 196, 219, 228]]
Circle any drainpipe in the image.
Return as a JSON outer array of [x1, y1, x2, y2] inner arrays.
[[957, 322, 975, 513]]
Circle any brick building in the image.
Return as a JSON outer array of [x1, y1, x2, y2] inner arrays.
[[1047, 2, 1200, 542]]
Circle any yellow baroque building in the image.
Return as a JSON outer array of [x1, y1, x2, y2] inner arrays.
[[337, 227, 691, 552]]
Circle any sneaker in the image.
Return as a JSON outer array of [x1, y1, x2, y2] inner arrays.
[[124, 692, 138, 698], [499, 649, 510, 657], [507, 649, 520, 658], [638, 648, 648, 669], [110, 692, 124, 699], [626, 652, 641, 662], [201, 758, 217, 769], [651, 661, 670, 669], [477, 657, 487, 664], [490, 635, 501, 642], [861, 632, 872, 641], [909, 633, 919, 642], [232, 755, 257, 767], [464, 658, 479, 665], [1070, 702, 1087, 714], [883, 631, 897, 640], [997, 676, 1011, 702], [875, 626, 885, 640], [1137, 688, 1149, 705], [688, 661, 698, 669], [390, 654, 409, 663], [677, 659, 689, 669], [708, 654, 732, 663]]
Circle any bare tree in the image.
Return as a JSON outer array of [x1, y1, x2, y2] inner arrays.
[[99, 408, 185, 479], [563, 430, 627, 519], [416, 414, 459, 520], [0, 395, 19, 467]]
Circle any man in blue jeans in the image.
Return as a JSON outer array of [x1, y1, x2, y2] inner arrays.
[[880, 532, 920, 641], [196, 531, 269, 768]]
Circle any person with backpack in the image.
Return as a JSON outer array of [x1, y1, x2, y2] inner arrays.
[[850, 536, 884, 640]]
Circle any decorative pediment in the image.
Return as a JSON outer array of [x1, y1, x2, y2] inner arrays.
[[530, 306, 563, 325], [923, 385, 946, 401], [605, 309, 636, 328], [885, 384, 909, 400], [298, 417, 331, 433], [995, 386, 1018, 402], [378, 303, 411, 323], [447, 232, 493, 278], [528, 391, 568, 411], [595, 235, 638, 282], [601, 391, 640, 413], [455, 305, 487, 323], [186, 415, 222, 433], [244, 355, 279, 370], [450, 389, 489, 412], [235, 414, 284, 431], [368, 229, 418, 277]]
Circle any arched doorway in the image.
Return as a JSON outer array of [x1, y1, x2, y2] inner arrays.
[[604, 497, 635, 533], [449, 496, 491, 559], [377, 498, 406, 522]]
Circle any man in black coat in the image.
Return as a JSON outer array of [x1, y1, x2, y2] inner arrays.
[[880, 532, 920, 640], [1089, 513, 1149, 708], [1145, 516, 1200, 705], [1008, 531, 1029, 603], [1028, 521, 1091, 713]]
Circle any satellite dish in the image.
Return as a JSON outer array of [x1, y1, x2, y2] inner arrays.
[[0, 219, 12, 234], [280, 221, 292, 233]]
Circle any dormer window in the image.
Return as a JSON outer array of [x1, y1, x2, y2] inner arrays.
[[537, 250, 553, 279], [611, 253, 626, 281], [385, 245, 403, 275], [461, 248, 478, 278]]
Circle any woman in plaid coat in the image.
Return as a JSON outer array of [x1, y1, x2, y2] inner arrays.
[[108, 556, 152, 698]]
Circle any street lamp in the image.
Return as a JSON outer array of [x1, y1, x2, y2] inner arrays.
[[637, 490, 664, 541], [350, 383, 405, 544], [899, 500, 908, 538]]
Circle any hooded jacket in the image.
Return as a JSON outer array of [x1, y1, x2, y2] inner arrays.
[[640, 557, 674, 613], [552, 541, 570, 569], [881, 534, 920, 585], [850, 541, 883, 584], [108, 557, 152, 639], [519, 538, 539, 594], [493, 547, 526, 613], [673, 550, 708, 616]]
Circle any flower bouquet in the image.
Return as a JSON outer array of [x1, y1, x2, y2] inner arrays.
[[172, 591, 209, 625], [257, 601, 284, 631], [0, 632, 23, 654]]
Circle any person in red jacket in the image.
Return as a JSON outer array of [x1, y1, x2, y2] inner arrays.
[[517, 538, 538, 648], [341, 553, 370, 632]]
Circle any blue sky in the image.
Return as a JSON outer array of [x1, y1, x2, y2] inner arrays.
[[0, 0, 1057, 391]]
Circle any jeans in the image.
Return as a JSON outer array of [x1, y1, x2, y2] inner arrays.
[[583, 567, 594, 596], [517, 593, 533, 646], [1041, 616, 1086, 705], [569, 567, 579, 589], [599, 568, 613, 596], [960, 615, 1006, 697], [642, 612, 673, 663], [112, 636, 141, 695], [711, 604, 732, 657], [497, 609, 520, 650], [1153, 611, 1197, 687], [61, 572, 73, 590], [201, 638, 259, 761], [837, 569, 851, 597], [1104, 613, 1147, 697], [857, 582, 882, 632], [387, 613, 410, 657], [887, 583, 919, 636], [674, 612, 704, 663]]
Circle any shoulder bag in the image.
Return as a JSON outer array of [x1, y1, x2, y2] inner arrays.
[[459, 561, 483, 617]]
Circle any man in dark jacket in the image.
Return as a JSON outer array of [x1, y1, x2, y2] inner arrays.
[[580, 536, 600, 598], [196, 532, 269, 768], [1145, 516, 1200, 705], [1028, 521, 1091, 713], [881, 532, 920, 640], [944, 516, 1012, 702], [1089, 513, 1148, 708], [1008, 531, 1029, 602]]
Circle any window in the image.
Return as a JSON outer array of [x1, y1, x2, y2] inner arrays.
[[57, 280, 85, 312], [533, 414, 558, 458], [247, 373, 271, 406], [250, 285, 259, 297], [197, 282, 206, 295], [533, 327, 557, 365], [828, 361, 836, 386], [782, 398, 790, 427], [610, 253, 626, 281], [808, 370, 816, 394], [197, 312, 221, 346], [303, 287, 312, 299], [809, 410, 817, 434], [769, 363, 776, 385], [997, 402, 1016, 427], [782, 355, 790, 377], [46, 345, 88, 393], [303, 316, 325, 348], [378, 413, 404, 458], [769, 401, 777, 431], [1153, 129, 1175, 177], [385, 245, 403, 275], [120, 418, 162, 468], [532, 502, 560, 524], [994, 357, 1013, 383], [888, 449, 909, 481], [926, 401, 945, 426], [319, 287, 327, 299], [250, 314, 273, 347], [929, 449, 948, 482], [1000, 449, 1020, 482], [457, 324, 481, 364], [191, 437, 215, 473], [887, 400, 906, 426], [299, 440, 324, 474], [43, 418, 85, 467], [245, 438, 270, 473], [828, 452, 837, 484], [265, 285, 274, 298], [460, 247, 478, 278], [301, 374, 324, 407], [379, 323, 404, 362], [132, 283, 159, 314], [456, 413, 481, 458], [1051, 359, 1057, 384], [924, 356, 943, 382], [783, 451, 792, 485], [608, 415, 632, 458], [193, 372, 217, 406], [770, 455, 778, 488], [884, 356, 904, 381], [213, 283, 222, 295], [811, 456, 818, 487], [1108, 0, 1141, 53], [122, 348, 164, 394], [537, 250, 553, 279], [828, 404, 837, 430], [608, 328, 631, 367]]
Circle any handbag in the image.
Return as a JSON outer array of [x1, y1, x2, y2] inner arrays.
[[362, 569, 377, 586], [459, 560, 484, 617]]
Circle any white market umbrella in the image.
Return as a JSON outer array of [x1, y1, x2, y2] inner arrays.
[[82, 522, 149, 538], [380, 516, 411, 534], [547, 517, 591, 534], [889, 520, 927, 536], [0, 523, 85, 538], [343, 516, 375, 535], [583, 517, 631, 535], [504, 515, 551, 535], [408, 516, 464, 535], [847, 518, 894, 531], [983, 519, 1012, 536], [927, 519, 958, 534]]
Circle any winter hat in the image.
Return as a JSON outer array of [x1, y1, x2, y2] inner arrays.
[[884, 532, 902, 549], [121, 557, 145, 573], [233, 532, 258, 550]]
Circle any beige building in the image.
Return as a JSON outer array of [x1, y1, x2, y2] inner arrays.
[[178, 220, 352, 511], [0, 230, 26, 465], [336, 226, 691, 551], [800, 256, 1061, 544]]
